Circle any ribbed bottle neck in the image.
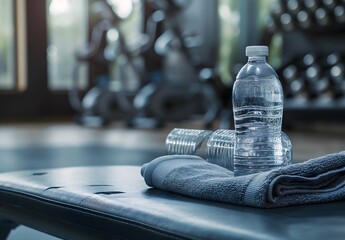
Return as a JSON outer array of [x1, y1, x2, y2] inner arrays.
[[248, 56, 267, 63]]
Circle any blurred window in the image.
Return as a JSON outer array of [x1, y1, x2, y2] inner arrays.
[[109, 0, 144, 91], [218, 0, 240, 84], [259, 0, 281, 68], [46, 0, 89, 90], [218, 0, 281, 84], [0, 0, 15, 89]]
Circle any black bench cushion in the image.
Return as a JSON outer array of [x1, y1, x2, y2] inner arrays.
[[0, 166, 345, 240]]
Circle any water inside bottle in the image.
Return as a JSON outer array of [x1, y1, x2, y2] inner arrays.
[[233, 77, 284, 176]]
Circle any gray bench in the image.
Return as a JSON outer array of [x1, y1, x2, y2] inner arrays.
[[0, 166, 345, 240]]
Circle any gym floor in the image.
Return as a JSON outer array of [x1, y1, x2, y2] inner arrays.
[[2, 121, 345, 239]]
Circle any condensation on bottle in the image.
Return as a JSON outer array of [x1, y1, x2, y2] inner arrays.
[[233, 46, 285, 176]]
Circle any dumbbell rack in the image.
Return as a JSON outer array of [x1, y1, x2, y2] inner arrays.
[[266, 0, 345, 124]]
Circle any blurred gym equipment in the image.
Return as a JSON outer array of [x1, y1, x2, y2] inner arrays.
[[233, 0, 345, 126], [69, 0, 222, 128]]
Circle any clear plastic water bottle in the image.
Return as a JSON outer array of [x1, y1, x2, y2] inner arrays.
[[165, 128, 292, 172], [165, 128, 212, 156], [233, 46, 285, 176], [206, 129, 235, 170], [165, 128, 235, 170]]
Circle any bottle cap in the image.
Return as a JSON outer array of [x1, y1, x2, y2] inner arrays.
[[246, 46, 269, 57]]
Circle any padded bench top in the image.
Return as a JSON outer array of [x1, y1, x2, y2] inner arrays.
[[0, 166, 345, 240]]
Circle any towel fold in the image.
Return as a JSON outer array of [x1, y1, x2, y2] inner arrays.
[[141, 151, 345, 208]]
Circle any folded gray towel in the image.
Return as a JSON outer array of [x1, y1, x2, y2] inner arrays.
[[141, 151, 345, 208]]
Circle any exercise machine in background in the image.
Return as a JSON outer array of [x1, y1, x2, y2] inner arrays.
[[69, 0, 225, 128]]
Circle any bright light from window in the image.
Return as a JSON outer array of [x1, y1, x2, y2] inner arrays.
[[49, 0, 71, 16], [107, 28, 119, 42], [47, 0, 88, 90], [0, 0, 15, 89], [107, 0, 133, 19]]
